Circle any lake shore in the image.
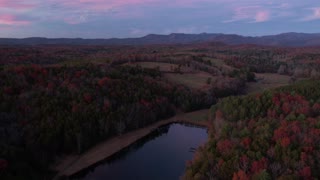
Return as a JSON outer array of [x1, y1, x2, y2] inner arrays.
[[52, 109, 209, 179]]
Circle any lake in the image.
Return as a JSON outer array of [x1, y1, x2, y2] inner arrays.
[[73, 123, 208, 180]]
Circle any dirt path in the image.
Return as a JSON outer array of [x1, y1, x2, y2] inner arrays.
[[52, 109, 209, 178]]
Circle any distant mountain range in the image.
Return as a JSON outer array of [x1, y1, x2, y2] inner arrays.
[[1, 32, 320, 47]]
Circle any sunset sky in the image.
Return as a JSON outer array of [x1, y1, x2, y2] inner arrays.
[[1, 0, 320, 38]]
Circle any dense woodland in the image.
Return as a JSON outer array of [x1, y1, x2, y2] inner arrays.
[[0, 43, 320, 179], [0, 64, 222, 179], [184, 80, 320, 179]]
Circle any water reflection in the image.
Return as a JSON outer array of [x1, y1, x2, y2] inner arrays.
[[72, 123, 207, 180]]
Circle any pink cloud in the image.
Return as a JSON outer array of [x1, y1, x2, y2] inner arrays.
[[44, 0, 154, 24], [26, 0, 254, 25], [224, 6, 270, 23], [301, 7, 320, 21], [0, 0, 35, 9], [0, 15, 30, 25], [50, 0, 217, 12], [255, 11, 270, 22], [51, 0, 154, 11]]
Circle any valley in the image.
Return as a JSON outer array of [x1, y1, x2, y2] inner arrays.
[[0, 41, 320, 179]]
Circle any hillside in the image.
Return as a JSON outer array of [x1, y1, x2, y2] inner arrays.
[[1, 32, 320, 47], [184, 80, 320, 179]]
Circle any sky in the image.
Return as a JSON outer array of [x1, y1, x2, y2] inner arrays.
[[0, 0, 320, 38]]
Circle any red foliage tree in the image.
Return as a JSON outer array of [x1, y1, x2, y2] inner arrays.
[[273, 127, 288, 142], [0, 159, 8, 171], [299, 166, 311, 178], [72, 104, 80, 113], [280, 137, 291, 148], [74, 70, 87, 78], [241, 137, 251, 149], [290, 121, 301, 134], [215, 110, 224, 120], [302, 146, 314, 153], [67, 83, 78, 92], [300, 152, 308, 163], [312, 103, 320, 116], [3, 86, 13, 95], [267, 109, 277, 118], [250, 158, 268, 174], [103, 99, 110, 111], [272, 95, 281, 106], [281, 102, 291, 115], [218, 159, 224, 168], [47, 82, 55, 90], [140, 99, 151, 108], [13, 66, 25, 74], [98, 77, 110, 87], [217, 139, 234, 154], [296, 106, 311, 116], [41, 68, 48, 76], [83, 93, 93, 103], [232, 170, 249, 180], [239, 155, 250, 171]]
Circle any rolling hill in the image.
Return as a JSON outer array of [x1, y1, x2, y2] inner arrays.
[[1, 32, 320, 47]]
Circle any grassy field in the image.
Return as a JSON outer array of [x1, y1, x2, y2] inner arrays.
[[164, 72, 215, 90], [58, 58, 111, 66], [126, 62, 216, 90], [126, 62, 195, 73], [204, 57, 235, 72], [127, 62, 175, 71], [246, 73, 291, 94]]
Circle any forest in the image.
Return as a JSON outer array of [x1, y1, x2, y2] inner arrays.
[[0, 64, 219, 179], [0, 42, 320, 179], [184, 80, 320, 179]]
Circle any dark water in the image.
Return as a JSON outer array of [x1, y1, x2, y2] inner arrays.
[[72, 123, 207, 180]]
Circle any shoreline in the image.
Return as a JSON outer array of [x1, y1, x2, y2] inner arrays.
[[52, 109, 209, 178]]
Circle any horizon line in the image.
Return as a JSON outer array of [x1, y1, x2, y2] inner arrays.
[[0, 31, 318, 39]]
